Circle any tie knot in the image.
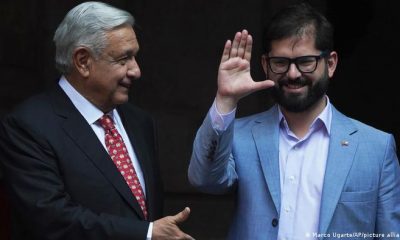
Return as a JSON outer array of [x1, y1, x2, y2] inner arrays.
[[99, 115, 115, 131]]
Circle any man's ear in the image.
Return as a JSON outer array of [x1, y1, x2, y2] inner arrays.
[[72, 47, 92, 78], [327, 51, 338, 78]]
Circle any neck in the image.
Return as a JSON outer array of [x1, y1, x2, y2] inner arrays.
[[64, 74, 114, 113], [280, 96, 327, 139]]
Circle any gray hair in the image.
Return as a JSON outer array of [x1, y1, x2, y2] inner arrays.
[[53, 1, 134, 75]]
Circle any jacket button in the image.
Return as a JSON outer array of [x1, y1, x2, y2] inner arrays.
[[271, 218, 278, 227]]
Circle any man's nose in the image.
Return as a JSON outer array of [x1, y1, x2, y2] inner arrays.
[[286, 63, 301, 79], [127, 59, 141, 79]]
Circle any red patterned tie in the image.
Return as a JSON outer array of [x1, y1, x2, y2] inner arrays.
[[99, 115, 148, 220]]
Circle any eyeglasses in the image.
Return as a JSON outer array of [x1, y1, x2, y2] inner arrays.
[[266, 51, 330, 74]]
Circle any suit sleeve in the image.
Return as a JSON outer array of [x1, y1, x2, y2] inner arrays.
[[0, 115, 149, 240], [375, 135, 400, 235], [188, 113, 238, 194]]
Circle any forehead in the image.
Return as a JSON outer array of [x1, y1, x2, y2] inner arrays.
[[269, 34, 318, 57], [104, 25, 139, 55]]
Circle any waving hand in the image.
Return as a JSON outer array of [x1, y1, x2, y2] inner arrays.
[[216, 30, 274, 113]]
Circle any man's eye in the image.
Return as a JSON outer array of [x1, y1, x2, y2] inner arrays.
[[271, 59, 288, 66], [117, 57, 128, 65], [297, 57, 315, 65], [116, 55, 136, 65]]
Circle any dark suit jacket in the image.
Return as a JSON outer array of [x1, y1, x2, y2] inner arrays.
[[0, 85, 163, 240]]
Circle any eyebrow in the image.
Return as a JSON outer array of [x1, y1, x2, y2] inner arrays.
[[119, 49, 136, 57], [109, 50, 136, 61]]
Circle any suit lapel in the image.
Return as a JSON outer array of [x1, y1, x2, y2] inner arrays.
[[250, 104, 359, 232], [50, 86, 146, 219], [252, 106, 281, 213], [318, 107, 358, 235]]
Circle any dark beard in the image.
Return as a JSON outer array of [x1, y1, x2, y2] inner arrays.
[[271, 69, 329, 112]]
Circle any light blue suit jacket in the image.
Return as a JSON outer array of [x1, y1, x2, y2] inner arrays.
[[188, 104, 400, 239]]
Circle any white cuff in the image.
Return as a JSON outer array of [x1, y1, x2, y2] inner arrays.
[[146, 222, 153, 240]]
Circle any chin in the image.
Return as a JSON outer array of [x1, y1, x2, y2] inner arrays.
[[113, 95, 129, 106]]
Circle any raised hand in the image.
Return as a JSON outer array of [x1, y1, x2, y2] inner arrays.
[[216, 29, 275, 113], [152, 207, 194, 240]]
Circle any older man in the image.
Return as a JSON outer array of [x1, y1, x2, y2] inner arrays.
[[0, 2, 193, 240]]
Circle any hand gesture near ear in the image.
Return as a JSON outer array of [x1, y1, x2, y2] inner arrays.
[[216, 29, 275, 113]]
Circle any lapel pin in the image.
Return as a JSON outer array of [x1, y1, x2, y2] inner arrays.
[[341, 140, 349, 146]]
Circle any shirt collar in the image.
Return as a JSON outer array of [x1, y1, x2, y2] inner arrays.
[[58, 76, 115, 125], [278, 95, 332, 137]]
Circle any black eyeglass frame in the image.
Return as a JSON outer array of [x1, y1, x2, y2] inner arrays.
[[266, 50, 331, 74]]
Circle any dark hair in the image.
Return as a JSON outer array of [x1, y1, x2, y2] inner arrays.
[[263, 2, 334, 54]]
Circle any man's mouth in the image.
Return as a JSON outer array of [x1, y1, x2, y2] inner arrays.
[[119, 81, 131, 89], [279, 78, 309, 92], [285, 82, 305, 89]]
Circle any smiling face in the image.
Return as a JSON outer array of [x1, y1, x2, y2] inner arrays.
[[262, 34, 337, 113], [80, 25, 141, 112]]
